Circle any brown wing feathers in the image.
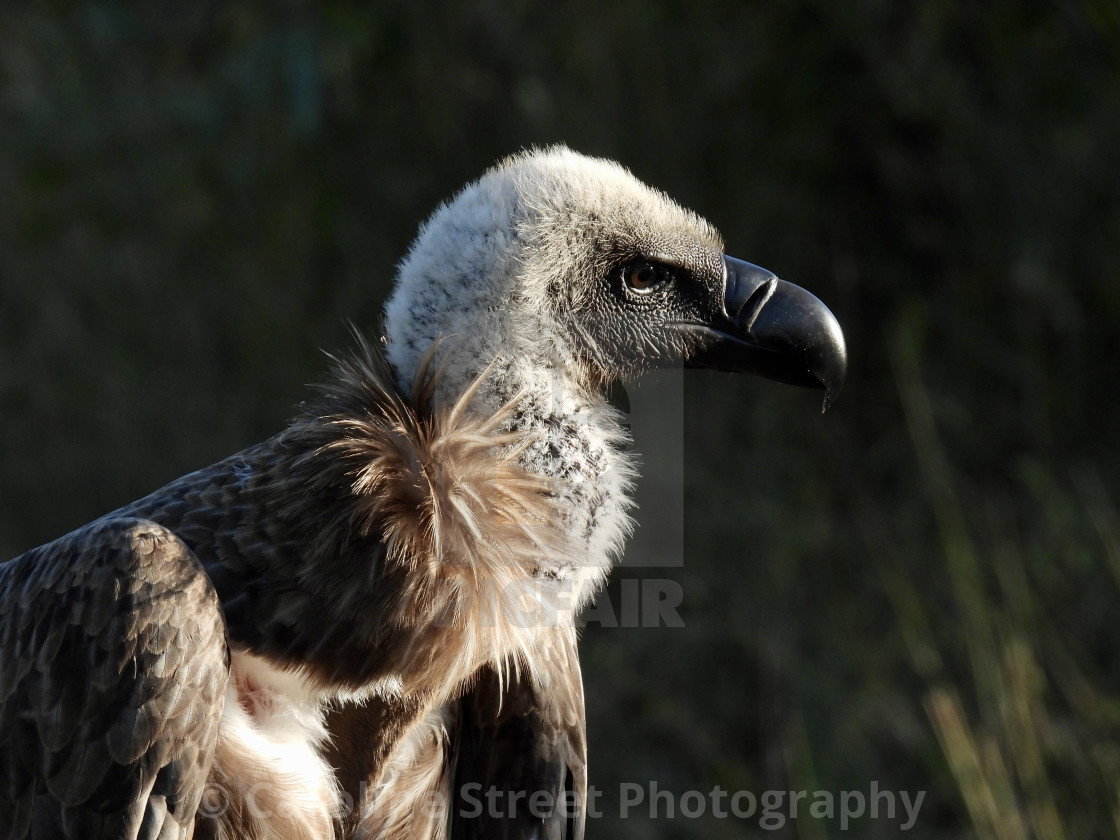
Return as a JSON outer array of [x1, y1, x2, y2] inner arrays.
[[451, 625, 588, 840], [0, 519, 227, 838]]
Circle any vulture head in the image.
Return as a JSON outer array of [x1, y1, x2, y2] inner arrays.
[[379, 146, 846, 612], [384, 146, 845, 410]]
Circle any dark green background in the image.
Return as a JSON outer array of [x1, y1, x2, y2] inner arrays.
[[2, 2, 1118, 837]]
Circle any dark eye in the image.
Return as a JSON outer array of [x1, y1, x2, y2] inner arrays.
[[624, 262, 673, 294]]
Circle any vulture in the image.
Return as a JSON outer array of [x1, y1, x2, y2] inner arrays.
[[0, 147, 846, 839]]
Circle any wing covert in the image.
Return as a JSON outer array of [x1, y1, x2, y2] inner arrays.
[[0, 517, 228, 840], [451, 626, 587, 840]]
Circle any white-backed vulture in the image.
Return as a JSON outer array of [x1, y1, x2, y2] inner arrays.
[[0, 147, 846, 839]]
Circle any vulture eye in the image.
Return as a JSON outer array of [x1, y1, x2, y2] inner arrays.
[[624, 262, 674, 294]]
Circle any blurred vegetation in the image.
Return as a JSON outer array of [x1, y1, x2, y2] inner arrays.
[[2, 1, 1120, 837]]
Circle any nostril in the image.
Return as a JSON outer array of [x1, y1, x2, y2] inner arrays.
[[739, 277, 777, 334]]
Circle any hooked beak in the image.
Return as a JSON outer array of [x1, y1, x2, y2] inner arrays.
[[680, 256, 847, 410]]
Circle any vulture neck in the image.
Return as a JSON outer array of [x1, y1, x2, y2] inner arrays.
[[395, 331, 636, 605]]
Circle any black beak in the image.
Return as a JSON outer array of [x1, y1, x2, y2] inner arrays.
[[682, 256, 847, 410]]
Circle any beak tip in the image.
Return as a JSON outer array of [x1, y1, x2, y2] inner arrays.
[[821, 389, 838, 413], [816, 314, 847, 413]]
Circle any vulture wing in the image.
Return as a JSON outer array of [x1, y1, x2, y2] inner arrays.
[[0, 517, 228, 840], [318, 633, 587, 840], [450, 626, 587, 840]]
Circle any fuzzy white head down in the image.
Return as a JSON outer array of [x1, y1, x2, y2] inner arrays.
[[384, 146, 724, 609]]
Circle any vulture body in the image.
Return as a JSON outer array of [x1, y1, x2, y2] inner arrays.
[[0, 148, 846, 839]]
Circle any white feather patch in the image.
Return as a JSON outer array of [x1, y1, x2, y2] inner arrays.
[[200, 651, 340, 840]]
